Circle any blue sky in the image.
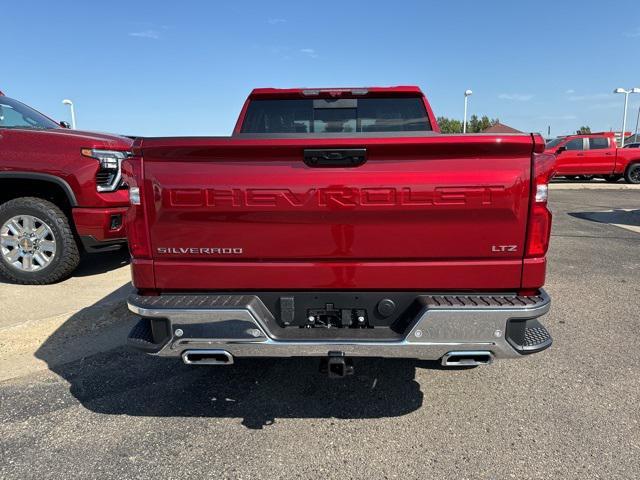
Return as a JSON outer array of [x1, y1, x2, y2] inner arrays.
[[5, 0, 640, 137]]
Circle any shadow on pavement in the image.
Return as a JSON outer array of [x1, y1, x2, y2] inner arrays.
[[0, 248, 129, 284], [30, 282, 134, 371], [34, 288, 432, 429], [74, 248, 130, 277], [568, 209, 640, 229]]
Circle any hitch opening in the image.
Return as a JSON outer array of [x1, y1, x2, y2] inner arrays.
[[320, 352, 355, 378]]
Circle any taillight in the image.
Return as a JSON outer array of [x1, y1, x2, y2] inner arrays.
[[121, 156, 151, 258], [525, 153, 555, 257]]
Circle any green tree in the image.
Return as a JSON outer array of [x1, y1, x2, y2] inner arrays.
[[478, 115, 497, 132], [437, 116, 463, 134], [468, 115, 480, 133], [437, 115, 499, 133], [468, 115, 500, 133], [576, 126, 591, 134]]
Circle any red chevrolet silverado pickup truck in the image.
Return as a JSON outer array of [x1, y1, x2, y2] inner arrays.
[[0, 92, 132, 284], [125, 86, 555, 376], [545, 132, 640, 183]]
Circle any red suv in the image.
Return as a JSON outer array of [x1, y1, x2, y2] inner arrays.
[[0, 92, 132, 284]]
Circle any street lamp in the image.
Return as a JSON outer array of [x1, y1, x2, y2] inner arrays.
[[613, 87, 640, 147], [463, 90, 473, 133], [62, 99, 76, 129]]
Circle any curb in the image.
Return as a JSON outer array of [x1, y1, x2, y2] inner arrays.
[[549, 183, 640, 190]]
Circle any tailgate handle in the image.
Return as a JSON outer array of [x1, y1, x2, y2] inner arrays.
[[304, 148, 367, 168]]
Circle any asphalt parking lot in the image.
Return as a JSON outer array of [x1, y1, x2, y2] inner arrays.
[[1, 186, 639, 479]]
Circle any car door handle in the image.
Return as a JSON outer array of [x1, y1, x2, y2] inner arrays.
[[576, 153, 584, 156]]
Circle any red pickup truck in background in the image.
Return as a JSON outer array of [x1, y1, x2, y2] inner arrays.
[[0, 92, 132, 284], [545, 132, 640, 183], [125, 86, 555, 376]]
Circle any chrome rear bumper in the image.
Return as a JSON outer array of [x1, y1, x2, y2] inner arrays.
[[127, 291, 552, 361]]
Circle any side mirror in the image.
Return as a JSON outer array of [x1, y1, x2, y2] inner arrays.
[[59, 121, 71, 129], [555, 146, 567, 154]]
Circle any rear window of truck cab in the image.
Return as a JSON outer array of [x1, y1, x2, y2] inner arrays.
[[240, 97, 432, 134], [588, 137, 609, 149]]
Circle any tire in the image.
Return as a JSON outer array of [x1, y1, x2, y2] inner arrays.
[[624, 163, 640, 184], [0, 197, 80, 284]]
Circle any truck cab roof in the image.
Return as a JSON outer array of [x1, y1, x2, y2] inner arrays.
[[248, 86, 424, 99]]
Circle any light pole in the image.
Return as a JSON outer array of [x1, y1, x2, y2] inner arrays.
[[634, 105, 640, 140], [613, 87, 640, 147], [62, 99, 76, 129], [463, 89, 473, 133]]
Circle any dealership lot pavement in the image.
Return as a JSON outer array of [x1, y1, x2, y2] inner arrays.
[[1, 187, 639, 479]]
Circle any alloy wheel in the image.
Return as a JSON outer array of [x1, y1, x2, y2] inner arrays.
[[0, 215, 57, 271]]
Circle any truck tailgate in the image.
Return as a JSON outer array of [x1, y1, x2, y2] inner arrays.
[[138, 135, 534, 290]]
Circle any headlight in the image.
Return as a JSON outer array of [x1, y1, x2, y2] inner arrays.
[[81, 149, 128, 192]]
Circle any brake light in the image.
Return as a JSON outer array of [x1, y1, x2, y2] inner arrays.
[[121, 156, 151, 258], [525, 152, 555, 257]]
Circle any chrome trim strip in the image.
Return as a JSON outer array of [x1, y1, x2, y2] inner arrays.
[[181, 349, 234, 365], [441, 350, 494, 366]]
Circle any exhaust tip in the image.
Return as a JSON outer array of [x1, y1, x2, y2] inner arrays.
[[441, 351, 493, 367], [182, 349, 234, 366]]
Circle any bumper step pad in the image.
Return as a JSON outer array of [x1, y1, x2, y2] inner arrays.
[[506, 317, 552, 354], [421, 294, 547, 309], [128, 294, 274, 321], [127, 318, 160, 352], [524, 324, 552, 348]]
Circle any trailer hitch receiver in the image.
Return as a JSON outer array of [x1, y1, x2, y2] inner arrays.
[[320, 352, 355, 378]]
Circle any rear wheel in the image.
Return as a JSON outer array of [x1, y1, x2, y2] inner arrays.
[[0, 197, 80, 284], [624, 164, 640, 184]]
